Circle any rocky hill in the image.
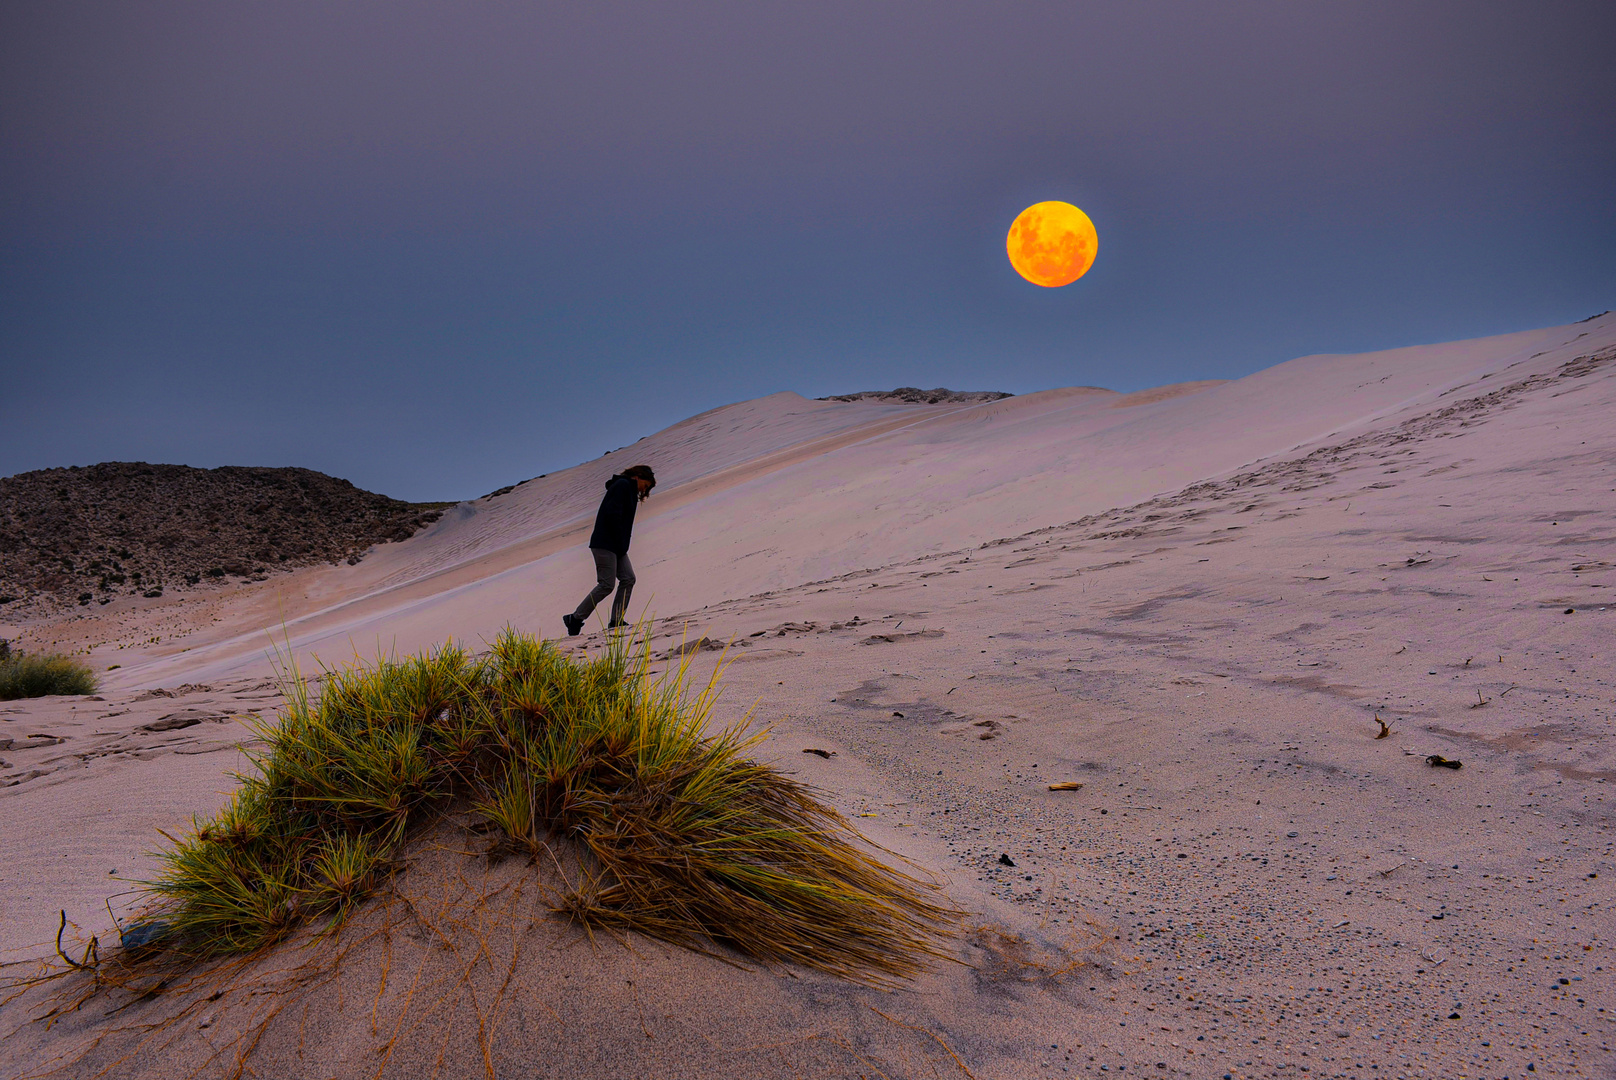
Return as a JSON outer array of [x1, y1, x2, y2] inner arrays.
[[0, 463, 451, 614], [815, 387, 1012, 404]]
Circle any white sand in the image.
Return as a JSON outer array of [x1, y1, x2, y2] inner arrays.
[[2, 315, 1612, 1078]]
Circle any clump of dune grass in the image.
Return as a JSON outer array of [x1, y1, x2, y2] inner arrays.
[[137, 629, 956, 982], [0, 650, 99, 699]]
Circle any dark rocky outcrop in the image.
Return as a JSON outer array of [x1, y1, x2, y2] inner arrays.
[[0, 463, 452, 613], [816, 387, 1012, 404]]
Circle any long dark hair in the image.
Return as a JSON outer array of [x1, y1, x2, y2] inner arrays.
[[621, 464, 656, 501]]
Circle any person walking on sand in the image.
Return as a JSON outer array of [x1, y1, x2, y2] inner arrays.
[[563, 465, 656, 636]]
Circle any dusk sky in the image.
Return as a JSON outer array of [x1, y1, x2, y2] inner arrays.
[[4, 2, 1613, 502]]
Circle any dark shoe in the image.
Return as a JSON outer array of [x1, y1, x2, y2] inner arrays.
[[607, 619, 627, 630], [562, 613, 583, 637]]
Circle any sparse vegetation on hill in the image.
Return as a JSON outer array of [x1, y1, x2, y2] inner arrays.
[[135, 630, 955, 981], [0, 648, 99, 699], [0, 463, 453, 613], [817, 387, 1012, 404]]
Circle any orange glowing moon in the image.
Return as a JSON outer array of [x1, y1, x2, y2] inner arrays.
[[1006, 201, 1097, 287]]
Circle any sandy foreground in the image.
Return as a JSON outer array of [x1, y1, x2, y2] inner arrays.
[[2, 316, 1613, 1078]]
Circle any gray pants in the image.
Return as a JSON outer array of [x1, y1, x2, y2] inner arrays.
[[572, 548, 635, 625]]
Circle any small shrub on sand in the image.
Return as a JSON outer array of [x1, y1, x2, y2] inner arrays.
[[0, 651, 99, 699], [139, 630, 955, 982]]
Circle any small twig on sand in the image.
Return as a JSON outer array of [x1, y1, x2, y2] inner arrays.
[[1378, 862, 1405, 878], [1374, 714, 1392, 739], [54, 910, 98, 973], [1469, 689, 1490, 709], [1498, 684, 1518, 698]]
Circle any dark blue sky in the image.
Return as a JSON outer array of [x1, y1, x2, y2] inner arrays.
[[4, 2, 1613, 502]]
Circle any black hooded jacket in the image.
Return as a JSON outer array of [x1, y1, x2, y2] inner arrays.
[[587, 474, 639, 555]]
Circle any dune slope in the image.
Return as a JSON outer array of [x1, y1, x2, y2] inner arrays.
[[3, 315, 1613, 1079]]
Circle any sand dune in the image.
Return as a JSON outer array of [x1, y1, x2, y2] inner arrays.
[[34, 320, 1574, 693], [3, 315, 1613, 1078], [238, 329, 1615, 684]]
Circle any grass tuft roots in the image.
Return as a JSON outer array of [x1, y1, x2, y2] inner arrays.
[[137, 628, 956, 981]]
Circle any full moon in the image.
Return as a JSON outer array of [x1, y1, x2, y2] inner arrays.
[[1006, 201, 1097, 287]]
